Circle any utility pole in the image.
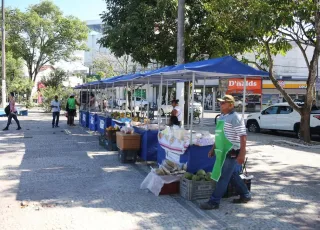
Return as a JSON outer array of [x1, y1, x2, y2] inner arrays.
[[176, 0, 186, 124], [177, 0, 185, 64], [1, 0, 6, 108]]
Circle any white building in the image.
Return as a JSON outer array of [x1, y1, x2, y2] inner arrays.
[[85, 20, 155, 75]]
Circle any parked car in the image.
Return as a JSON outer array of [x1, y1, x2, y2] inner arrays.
[[160, 102, 203, 116], [130, 97, 149, 110], [116, 98, 127, 109], [246, 103, 320, 138]]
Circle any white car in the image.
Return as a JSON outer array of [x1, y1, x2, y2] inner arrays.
[[130, 97, 149, 110], [246, 103, 320, 137]]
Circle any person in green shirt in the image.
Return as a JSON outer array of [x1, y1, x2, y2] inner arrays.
[[66, 94, 79, 126], [200, 95, 251, 210]]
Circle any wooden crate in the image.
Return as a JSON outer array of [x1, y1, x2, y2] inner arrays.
[[116, 132, 141, 150]]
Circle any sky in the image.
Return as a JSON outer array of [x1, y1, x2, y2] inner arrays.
[[8, 0, 106, 21]]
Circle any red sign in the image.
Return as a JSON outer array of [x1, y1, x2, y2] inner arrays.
[[227, 78, 262, 94]]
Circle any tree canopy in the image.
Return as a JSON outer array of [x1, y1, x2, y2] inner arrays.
[[6, 0, 89, 84], [99, 0, 255, 66]]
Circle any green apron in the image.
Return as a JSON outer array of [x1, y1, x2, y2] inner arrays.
[[211, 119, 233, 181], [67, 98, 76, 110]]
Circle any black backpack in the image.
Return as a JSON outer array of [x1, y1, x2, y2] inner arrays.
[[4, 104, 10, 116]]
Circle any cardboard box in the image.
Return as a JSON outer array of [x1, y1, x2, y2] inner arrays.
[[116, 132, 141, 150]]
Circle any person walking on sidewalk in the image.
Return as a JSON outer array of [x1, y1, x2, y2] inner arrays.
[[200, 95, 251, 210], [51, 95, 61, 128], [66, 94, 79, 126], [3, 92, 22, 131]]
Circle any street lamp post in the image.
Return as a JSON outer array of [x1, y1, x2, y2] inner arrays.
[[1, 0, 6, 108]]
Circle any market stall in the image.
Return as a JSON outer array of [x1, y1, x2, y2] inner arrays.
[[133, 126, 159, 161]]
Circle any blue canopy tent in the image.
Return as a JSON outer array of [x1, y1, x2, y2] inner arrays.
[[136, 56, 270, 143]]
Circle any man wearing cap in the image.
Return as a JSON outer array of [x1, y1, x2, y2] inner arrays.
[[200, 95, 251, 210], [171, 99, 182, 126]]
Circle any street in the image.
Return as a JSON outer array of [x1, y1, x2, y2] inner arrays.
[[0, 111, 319, 230]]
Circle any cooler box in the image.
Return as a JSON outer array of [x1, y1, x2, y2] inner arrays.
[[116, 132, 141, 150]]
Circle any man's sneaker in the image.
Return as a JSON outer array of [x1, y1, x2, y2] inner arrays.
[[55, 125, 59, 128], [3, 127, 8, 131], [17, 127, 22, 130], [199, 201, 219, 210], [233, 197, 251, 204]]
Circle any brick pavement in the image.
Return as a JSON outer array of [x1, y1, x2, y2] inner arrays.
[[0, 111, 319, 230]]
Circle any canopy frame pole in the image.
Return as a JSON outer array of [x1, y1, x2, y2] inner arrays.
[[202, 77, 206, 127], [89, 85, 91, 113], [147, 77, 150, 130], [98, 84, 101, 113], [126, 82, 129, 113], [187, 81, 190, 128], [190, 72, 195, 145], [165, 80, 169, 124], [158, 74, 163, 129], [95, 84, 97, 112], [242, 75, 247, 121], [111, 83, 114, 114], [131, 81, 133, 119], [133, 81, 136, 116]]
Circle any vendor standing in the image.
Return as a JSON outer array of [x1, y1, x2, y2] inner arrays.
[[170, 99, 182, 126], [200, 95, 251, 210]]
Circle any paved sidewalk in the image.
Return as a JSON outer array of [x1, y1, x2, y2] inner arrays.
[[0, 111, 319, 230]]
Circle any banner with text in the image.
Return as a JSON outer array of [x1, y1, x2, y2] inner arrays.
[[227, 78, 262, 94]]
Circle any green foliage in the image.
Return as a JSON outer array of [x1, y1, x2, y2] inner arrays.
[[7, 76, 34, 96], [99, 0, 253, 66], [41, 69, 68, 89], [92, 54, 116, 78], [6, 0, 89, 83], [40, 86, 73, 112], [86, 75, 101, 83]]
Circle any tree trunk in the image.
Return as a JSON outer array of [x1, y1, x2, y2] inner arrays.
[[300, 109, 311, 143]]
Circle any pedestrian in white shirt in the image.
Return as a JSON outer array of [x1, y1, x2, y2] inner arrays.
[[51, 95, 61, 128]]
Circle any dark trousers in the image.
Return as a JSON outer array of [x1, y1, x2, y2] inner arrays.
[[67, 109, 76, 125], [209, 157, 251, 204], [6, 112, 21, 128], [52, 112, 60, 127]]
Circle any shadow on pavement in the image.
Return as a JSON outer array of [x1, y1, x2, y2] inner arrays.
[[0, 114, 319, 229]]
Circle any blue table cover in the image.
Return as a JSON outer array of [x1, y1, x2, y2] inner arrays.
[[97, 115, 112, 134], [133, 127, 158, 161], [80, 111, 89, 127], [89, 113, 97, 131], [157, 143, 241, 174]]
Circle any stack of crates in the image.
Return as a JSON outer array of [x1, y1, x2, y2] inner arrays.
[[104, 129, 118, 151], [116, 132, 141, 163]]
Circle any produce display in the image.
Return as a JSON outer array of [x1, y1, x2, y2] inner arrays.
[[183, 170, 213, 181], [111, 112, 131, 119], [154, 159, 187, 176], [106, 126, 120, 131]]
